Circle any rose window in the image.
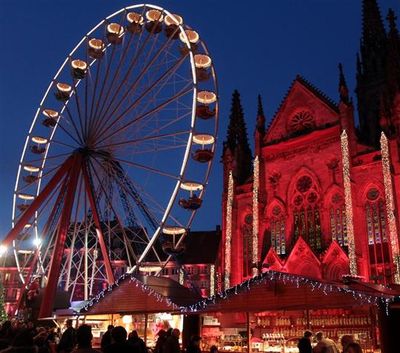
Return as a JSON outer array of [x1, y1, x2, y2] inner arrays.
[[296, 175, 312, 193], [289, 111, 315, 132], [367, 188, 380, 201]]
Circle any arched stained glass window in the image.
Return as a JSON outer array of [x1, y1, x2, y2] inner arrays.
[[270, 205, 286, 255], [365, 188, 389, 264], [329, 192, 347, 246], [292, 175, 322, 251], [242, 214, 253, 277]]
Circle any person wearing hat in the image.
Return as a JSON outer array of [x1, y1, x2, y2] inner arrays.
[[186, 335, 202, 353]]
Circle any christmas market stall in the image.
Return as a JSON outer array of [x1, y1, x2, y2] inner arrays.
[[184, 271, 400, 353], [79, 274, 201, 348]]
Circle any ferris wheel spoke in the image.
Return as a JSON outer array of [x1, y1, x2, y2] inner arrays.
[[96, 83, 192, 145], [112, 156, 179, 180], [63, 105, 85, 145], [90, 45, 117, 132], [70, 72, 87, 141], [94, 27, 181, 135], [87, 59, 102, 132], [52, 116, 84, 146], [27, 151, 74, 165], [97, 130, 189, 149], [51, 139, 78, 150], [136, 111, 192, 140], [121, 144, 188, 156], [94, 49, 188, 142], [93, 32, 136, 127], [94, 158, 160, 232], [92, 12, 166, 135], [88, 159, 140, 265]]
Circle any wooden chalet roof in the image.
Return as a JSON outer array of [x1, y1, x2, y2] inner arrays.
[[81, 274, 201, 315], [184, 271, 400, 313]]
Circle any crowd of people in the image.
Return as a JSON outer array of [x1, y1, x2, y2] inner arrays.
[[298, 331, 363, 353], [0, 319, 193, 353], [0, 319, 365, 353]]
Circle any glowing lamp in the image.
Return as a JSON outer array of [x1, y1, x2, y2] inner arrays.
[[127, 12, 144, 24], [71, 59, 88, 70], [18, 193, 35, 201], [164, 14, 183, 26], [180, 181, 203, 192], [107, 23, 124, 35], [56, 83, 72, 93], [0, 245, 7, 257], [146, 9, 164, 22], [88, 38, 104, 50], [43, 109, 59, 118], [193, 134, 215, 146], [194, 54, 212, 69], [197, 91, 216, 104], [33, 238, 41, 247], [122, 315, 132, 324], [24, 165, 40, 173], [179, 30, 199, 44], [162, 226, 186, 235], [32, 136, 48, 144]]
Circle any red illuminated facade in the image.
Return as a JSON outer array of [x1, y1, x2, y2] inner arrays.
[[220, 0, 400, 289]]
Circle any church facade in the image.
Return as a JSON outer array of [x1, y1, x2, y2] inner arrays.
[[220, 0, 400, 289]]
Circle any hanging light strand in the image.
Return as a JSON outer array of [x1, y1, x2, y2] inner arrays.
[[210, 264, 215, 296], [380, 132, 400, 284], [340, 130, 357, 276], [252, 156, 259, 266], [225, 171, 234, 289]]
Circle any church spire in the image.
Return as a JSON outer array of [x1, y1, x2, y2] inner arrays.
[[223, 90, 252, 185], [338, 63, 349, 104], [356, 0, 388, 148], [255, 95, 266, 156], [256, 94, 266, 134], [361, 0, 386, 48]]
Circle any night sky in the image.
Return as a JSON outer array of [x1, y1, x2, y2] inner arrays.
[[0, 0, 399, 237]]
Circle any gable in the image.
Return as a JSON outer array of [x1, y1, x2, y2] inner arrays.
[[265, 77, 339, 144], [284, 237, 321, 279]]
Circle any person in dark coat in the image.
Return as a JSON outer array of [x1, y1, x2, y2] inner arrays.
[[100, 325, 114, 351], [57, 320, 76, 353], [0, 328, 38, 353], [128, 331, 147, 353], [298, 331, 313, 353], [103, 326, 132, 353], [186, 336, 201, 353], [163, 329, 180, 353], [154, 330, 167, 353], [71, 325, 100, 353]]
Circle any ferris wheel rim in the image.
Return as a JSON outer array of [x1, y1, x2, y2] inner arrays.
[[11, 3, 218, 296]]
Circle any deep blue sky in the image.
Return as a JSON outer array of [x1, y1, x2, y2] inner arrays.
[[0, 0, 399, 237]]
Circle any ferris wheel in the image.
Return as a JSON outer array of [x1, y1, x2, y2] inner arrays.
[[3, 4, 218, 318]]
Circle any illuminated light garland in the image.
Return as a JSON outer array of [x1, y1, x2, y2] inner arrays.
[[181, 270, 396, 314], [252, 156, 259, 267], [224, 171, 234, 289], [340, 130, 357, 276], [179, 267, 184, 285], [210, 264, 215, 296], [380, 132, 400, 284]]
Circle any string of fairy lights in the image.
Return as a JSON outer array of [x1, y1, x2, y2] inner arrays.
[[183, 270, 396, 314], [224, 171, 234, 289], [380, 132, 400, 284], [340, 130, 358, 276], [252, 156, 260, 268], [81, 269, 397, 315]]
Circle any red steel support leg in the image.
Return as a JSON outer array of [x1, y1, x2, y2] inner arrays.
[[38, 154, 81, 318], [82, 164, 115, 285], [3, 155, 75, 248], [12, 177, 71, 316]]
